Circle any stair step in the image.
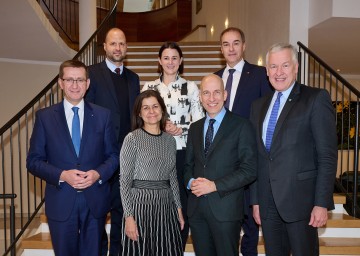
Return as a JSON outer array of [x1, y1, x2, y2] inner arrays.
[[326, 213, 360, 228], [126, 53, 223, 59], [124, 60, 226, 66], [22, 233, 360, 255], [255, 237, 360, 255], [334, 193, 346, 204], [21, 233, 52, 250], [131, 67, 221, 73]]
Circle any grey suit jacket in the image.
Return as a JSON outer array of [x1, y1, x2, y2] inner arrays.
[[184, 110, 257, 221], [249, 82, 337, 222]]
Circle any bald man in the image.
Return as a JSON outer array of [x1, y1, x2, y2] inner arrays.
[[184, 74, 257, 256], [85, 28, 140, 256]]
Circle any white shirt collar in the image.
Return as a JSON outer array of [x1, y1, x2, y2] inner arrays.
[[105, 58, 123, 74]]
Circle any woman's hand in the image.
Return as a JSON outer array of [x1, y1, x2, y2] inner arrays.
[[166, 120, 183, 136], [125, 216, 139, 241], [178, 208, 185, 230]]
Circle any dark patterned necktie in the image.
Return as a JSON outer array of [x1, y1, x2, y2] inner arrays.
[[115, 67, 120, 75], [204, 119, 216, 157], [224, 69, 236, 109]]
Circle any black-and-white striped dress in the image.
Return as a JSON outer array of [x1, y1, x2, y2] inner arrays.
[[120, 128, 183, 256]]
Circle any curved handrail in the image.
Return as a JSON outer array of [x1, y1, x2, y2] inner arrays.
[[0, 1, 118, 255]]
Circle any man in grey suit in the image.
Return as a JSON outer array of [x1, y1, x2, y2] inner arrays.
[[184, 74, 257, 256], [250, 43, 337, 255]]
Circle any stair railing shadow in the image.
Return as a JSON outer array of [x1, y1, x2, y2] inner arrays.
[[0, 1, 118, 255]]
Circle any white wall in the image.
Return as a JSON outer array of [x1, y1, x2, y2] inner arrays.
[[0, 60, 59, 127], [191, 0, 289, 66], [123, 0, 151, 12]]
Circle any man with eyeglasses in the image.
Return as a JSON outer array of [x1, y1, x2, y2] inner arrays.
[[184, 74, 257, 256], [215, 27, 272, 256], [27, 59, 119, 256], [85, 27, 140, 256]]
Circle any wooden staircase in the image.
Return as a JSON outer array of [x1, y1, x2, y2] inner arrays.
[[20, 194, 360, 256], [125, 41, 226, 86], [20, 42, 360, 255]]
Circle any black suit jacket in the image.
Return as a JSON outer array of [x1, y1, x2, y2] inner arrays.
[[215, 61, 272, 119], [184, 110, 257, 221], [85, 61, 140, 146], [249, 83, 337, 222]]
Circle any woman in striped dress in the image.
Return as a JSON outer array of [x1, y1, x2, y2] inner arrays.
[[120, 90, 184, 256]]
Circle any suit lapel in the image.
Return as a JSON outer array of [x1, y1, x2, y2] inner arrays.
[[233, 61, 251, 107], [258, 94, 273, 153], [271, 83, 301, 145], [195, 119, 206, 161], [100, 61, 119, 108], [123, 67, 138, 111], [80, 102, 95, 158], [205, 111, 231, 159]]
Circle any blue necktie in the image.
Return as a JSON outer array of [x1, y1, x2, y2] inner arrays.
[[204, 119, 215, 157], [224, 69, 236, 109], [72, 107, 80, 156], [265, 92, 283, 152]]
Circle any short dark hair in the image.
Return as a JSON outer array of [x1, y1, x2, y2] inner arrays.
[[220, 27, 246, 43], [131, 90, 168, 131], [158, 41, 184, 74], [59, 60, 88, 79]]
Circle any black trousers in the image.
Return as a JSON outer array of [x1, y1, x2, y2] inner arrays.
[[176, 150, 190, 252], [189, 197, 241, 256], [101, 171, 124, 256], [240, 186, 259, 256], [261, 191, 319, 256]]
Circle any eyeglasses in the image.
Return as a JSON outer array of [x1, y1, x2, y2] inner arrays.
[[60, 78, 87, 86], [202, 90, 223, 98]]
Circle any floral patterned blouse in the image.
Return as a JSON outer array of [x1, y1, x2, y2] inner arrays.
[[142, 75, 204, 150]]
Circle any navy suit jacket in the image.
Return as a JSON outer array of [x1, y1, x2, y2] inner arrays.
[[184, 110, 257, 221], [86, 61, 140, 146], [249, 83, 337, 222], [27, 101, 119, 221], [215, 61, 272, 119]]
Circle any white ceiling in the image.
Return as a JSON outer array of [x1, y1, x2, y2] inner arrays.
[[309, 17, 360, 75]]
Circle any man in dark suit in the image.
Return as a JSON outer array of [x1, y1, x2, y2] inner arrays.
[[85, 28, 140, 256], [215, 27, 272, 256], [250, 43, 337, 255], [27, 60, 119, 256], [184, 74, 257, 256]]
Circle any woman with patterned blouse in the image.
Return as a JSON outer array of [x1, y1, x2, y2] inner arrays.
[[142, 42, 204, 250], [120, 90, 184, 255]]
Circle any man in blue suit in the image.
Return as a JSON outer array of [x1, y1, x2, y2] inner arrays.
[[85, 27, 140, 256], [27, 60, 119, 256], [215, 27, 272, 256]]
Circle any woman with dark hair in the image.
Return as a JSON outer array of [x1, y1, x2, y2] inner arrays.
[[120, 90, 184, 256], [142, 42, 204, 249]]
